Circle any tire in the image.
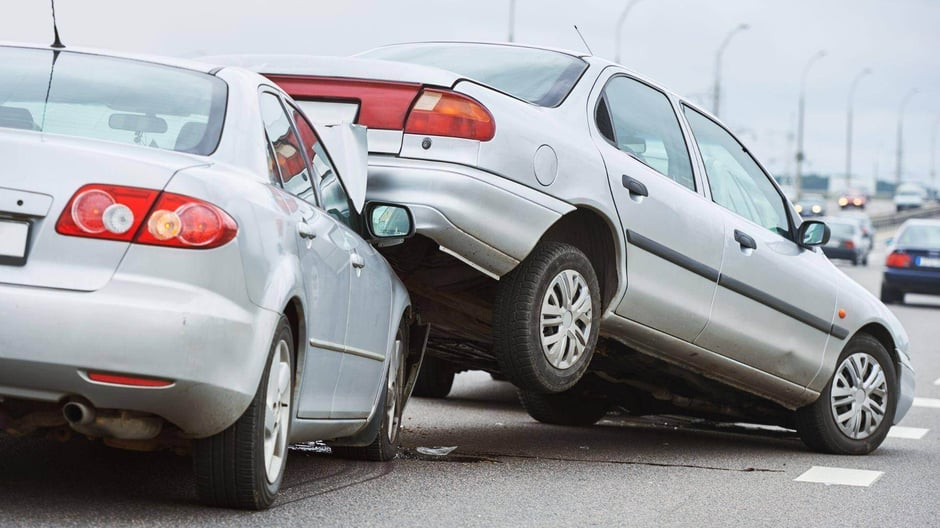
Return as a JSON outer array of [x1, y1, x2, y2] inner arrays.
[[194, 317, 294, 510], [411, 356, 455, 399], [519, 388, 609, 426], [795, 334, 897, 455], [331, 324, 407, 462], [880, 283, 902, 305], [851, 254, 860, 266], [862, 254, 869, 266], [494, 242, 601, 394]]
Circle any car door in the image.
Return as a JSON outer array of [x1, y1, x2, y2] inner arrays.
[[260, 92, 351, 419], [682, 105, 839, 386], [591, 73, 725, 342], [285, 104, 392, 419]]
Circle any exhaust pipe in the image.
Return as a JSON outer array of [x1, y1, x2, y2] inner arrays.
[[62, 401, 95, 426]]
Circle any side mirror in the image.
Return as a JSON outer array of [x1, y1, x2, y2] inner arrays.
[[366, 202, 415, 247], [798, 220, 830, 247]]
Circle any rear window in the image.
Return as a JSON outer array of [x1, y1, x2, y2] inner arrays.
[[827, 222, 856, 239], [0, 47, 227, 155], [897, 224, 940, 249], [359, 43, 587, 107]]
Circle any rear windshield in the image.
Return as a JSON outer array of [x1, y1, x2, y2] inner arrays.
[[827, 222, 856, 239], [359, 43, 587, 107], [0, 47, 227, 155], [897, 224, 940, 249]]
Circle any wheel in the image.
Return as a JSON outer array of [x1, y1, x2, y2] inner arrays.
[[331, 324, 407, 462], [862, 253, 869, 266], [880, 283, 902, 304], [851, 254, 860, 266], [519, 387, 609, 426], [193, 317, 293, 510], [411, 356, 455, 399], [795, 334, 897, 455], [494, 242, 601, 394]]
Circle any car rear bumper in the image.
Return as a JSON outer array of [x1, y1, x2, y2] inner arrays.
[[883, 267, 940, 295], [822, 246, 861, 261], [0, 273, 279, 438], [366, 155, 575, 277]]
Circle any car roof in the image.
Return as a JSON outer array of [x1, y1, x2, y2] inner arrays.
[[0, 41, 219, 74]]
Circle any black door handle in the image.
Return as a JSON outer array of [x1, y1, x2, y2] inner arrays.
[[622, 175, 649, 197], [734, 229, 757, 250]]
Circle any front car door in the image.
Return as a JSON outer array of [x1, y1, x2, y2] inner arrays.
[[682, 105, 840, 386], [591, 72, 724, 342]]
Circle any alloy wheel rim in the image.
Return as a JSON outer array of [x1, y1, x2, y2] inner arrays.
[[263, 340, 292, 483], [830, 352, 888, 440], [540, 269, 593, 370]]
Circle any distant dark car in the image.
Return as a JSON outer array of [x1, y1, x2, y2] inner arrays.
[[881, 219, 940, 303], [838, 188, 868, 209], [794, 194, 827, 217], [821, 217, 870, 266]]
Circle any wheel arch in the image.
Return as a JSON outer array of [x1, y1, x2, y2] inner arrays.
[[853, 322, 900, 378]]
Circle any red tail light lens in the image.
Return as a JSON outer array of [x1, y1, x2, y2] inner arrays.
[[57, 185, 237, 249], [88, 371, 173, 387], [842, 240, 855, 249], [886, 251, 911, 268], [136, 192, 237, 249], [57, 184, 160, 241], [405, 89, 495, 141]]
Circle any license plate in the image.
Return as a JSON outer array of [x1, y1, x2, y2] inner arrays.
[[296, 100, 360, 125], [916, 256, 940, 268], [0, 219, 30, 265]]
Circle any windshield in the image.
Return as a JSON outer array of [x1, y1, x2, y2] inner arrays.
[[0, 47, 227, 155], [827, 222, 856, 239], [359, 43, 587, 107], [897, 224, 940, 249]]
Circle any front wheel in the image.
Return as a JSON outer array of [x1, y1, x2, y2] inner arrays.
[[193, 317, 294, 510], [494, 242, 601, 394], [795, 334, 897, 455]]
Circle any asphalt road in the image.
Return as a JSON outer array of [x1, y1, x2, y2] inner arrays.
[[2, 236, 938, 527]]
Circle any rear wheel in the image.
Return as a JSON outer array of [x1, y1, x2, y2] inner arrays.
[[880, 283, 903, 304], [795, 334, 897, 455], [519, 387, 609, 426], [194, 317, 293, 510], [494, 242, 601, 394], [411, 356, 455, 399]]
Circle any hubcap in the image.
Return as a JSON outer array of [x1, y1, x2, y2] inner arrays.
[[540, 269, 593, 370], [263, 340, 292, 483], [830, 352, 888, 440], [385, 339, 403, 444]]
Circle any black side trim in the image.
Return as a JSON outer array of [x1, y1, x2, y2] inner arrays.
[[830, 325, 850, 340], [718, 275, 833, 335], [626, 230, 720, 282]]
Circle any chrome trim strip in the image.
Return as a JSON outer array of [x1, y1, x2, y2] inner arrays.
[[308, 338, 385, 362]]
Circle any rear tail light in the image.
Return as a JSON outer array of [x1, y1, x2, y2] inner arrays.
[[405, 89, 495, 141], [88, 371, 173, 388], [886, 251, 911, 268], [842, 240, 855, 249], [57, 185, 237, 249]]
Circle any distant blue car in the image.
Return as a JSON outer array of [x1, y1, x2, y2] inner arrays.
[[882, 219, 940, 303]]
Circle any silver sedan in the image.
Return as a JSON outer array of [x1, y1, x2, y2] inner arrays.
[[0, 42, 423, 509]]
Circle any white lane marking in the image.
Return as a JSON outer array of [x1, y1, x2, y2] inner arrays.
[[913, 397, 940, 409], [887, 426, 929, 439], [795, 466, 883, 487]]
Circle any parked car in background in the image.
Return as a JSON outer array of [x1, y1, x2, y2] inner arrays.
[[0, 42, 424, 510], [838, 188, 868, 209], [794, 193, 827, 217], [882, 219, 940, 303], [820, 217, 871, 266], [894, 183, 926, 212], [217, 42, 915, 455]]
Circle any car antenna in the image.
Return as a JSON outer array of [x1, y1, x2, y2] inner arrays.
[[50, 0, 65, 49], [573, 25, 593, 56]]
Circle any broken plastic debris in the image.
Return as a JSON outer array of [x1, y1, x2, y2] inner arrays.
[[416, 446, 458, 456]]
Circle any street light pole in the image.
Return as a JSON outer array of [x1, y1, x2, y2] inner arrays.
[[844, 68, 871, 190], [930, 115, 940, 190], [712, 23, 749, 118], [895, 89, 918, 185], [614, 0, 644, 64], [794, 50, 826, 200], [508, 0, 516, 42]]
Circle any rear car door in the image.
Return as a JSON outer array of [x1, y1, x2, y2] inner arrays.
[[591, 73, 724, 342], [260, 92, 350, 419], [682, 106, 839, 386], [286, 105, 392, 419]]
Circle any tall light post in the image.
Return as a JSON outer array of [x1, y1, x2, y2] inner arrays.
[[930, 115, 940, 189], [894, 88, 918, 184], [844, 68, 871, 190], [794, 50, 826, 200], [712, 23, 749, 118], [508, 0, 516, 42], [614, 0, 645, 64]]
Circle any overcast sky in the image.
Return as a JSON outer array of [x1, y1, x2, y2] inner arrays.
[[4, 0, 939, 187]]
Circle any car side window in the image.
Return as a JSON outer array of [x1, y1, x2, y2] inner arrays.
[[599, 76, 695, 191], [683, 106, 790, 237], [259, 93, 315, 202], [287, 103, 359, 231]]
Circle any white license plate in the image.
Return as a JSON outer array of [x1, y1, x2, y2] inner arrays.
[[917, 256, 940, 268], [296, 100, 360, 125], [0, 219, 29, 259]]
